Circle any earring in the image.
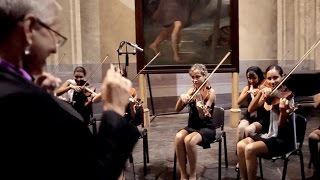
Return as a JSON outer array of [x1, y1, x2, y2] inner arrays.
[[24, 45, 31, 55]]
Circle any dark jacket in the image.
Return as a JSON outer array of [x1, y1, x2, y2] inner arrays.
[[0, 66, 139, 179]]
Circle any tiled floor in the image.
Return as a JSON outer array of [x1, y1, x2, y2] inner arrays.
[[124, 108, 320, 180]]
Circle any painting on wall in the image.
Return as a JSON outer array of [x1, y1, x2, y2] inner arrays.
[[135, 0, 239, 74]]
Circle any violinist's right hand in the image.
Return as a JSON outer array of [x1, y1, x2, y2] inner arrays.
[[247, 88, 259, 96], [69, 84, 82, 92], [180, 94, 191, 104]]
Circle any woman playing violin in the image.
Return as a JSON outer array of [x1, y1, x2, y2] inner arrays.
[[55, 66, 96, 126], [237, 65, 295, 180], [236, 66, 265, 143], [175, 63, 216, 180]]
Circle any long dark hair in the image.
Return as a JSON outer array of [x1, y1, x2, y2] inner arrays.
[[246, 66, 265, 86]]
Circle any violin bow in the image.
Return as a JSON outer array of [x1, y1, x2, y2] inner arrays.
[[187, 51, 231, 102], [130, 52, 161, 82], [81, 54, 109, 88], [51, 53, 66, 74], [270, 36, 320, 95]]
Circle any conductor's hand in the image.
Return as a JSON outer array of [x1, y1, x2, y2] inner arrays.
[[102, 64, 132, 115], [35, 72, 61, 94]]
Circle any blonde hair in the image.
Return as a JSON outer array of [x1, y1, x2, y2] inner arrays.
[[189, 63, 208, 76]]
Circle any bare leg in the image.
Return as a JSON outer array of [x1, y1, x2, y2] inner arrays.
[[244, 122, 262, 137], [175, 130, 189, 180], [245, 141, 268, 180], [149, 26, 173, 55], [171, 21, 183, 62], [237, 120, 250, 142], [237, 137, 255, 180], [185, 132, 202, 180], [308, 129, 320, 179]]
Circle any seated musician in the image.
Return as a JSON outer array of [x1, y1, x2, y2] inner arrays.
[[174, 64, 216, 180], [237, 66, 266, 142], [237, 65, 294, 180], [306, 93, 320, 180], [55, 66, 96, 126]]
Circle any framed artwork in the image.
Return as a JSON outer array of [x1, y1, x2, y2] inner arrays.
[[135, 0, 239, 74]]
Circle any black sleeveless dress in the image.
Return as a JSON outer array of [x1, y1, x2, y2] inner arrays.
[[183, 101, 216, 149]]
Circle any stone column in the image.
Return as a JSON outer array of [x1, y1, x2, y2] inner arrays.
[[68, 0, 82, 65], [230, 72, 241, 128], [277, 0, 319, 71]]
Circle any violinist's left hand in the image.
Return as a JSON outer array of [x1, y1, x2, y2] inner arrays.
[[279, 98, 290, 112], [34, 72, 61, 93]]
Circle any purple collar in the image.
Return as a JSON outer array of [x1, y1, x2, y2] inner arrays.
[[0, 58, 32, 81]]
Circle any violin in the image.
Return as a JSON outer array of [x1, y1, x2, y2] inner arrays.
[[259, 80, 294, 111], [69, 79, 97, 98], [188, 82, 212, 118], [128, 87, 143, 108]]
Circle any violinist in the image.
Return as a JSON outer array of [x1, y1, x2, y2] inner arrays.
[[55, 66, 96, 126], [237, 65, 295, 180], [306, 93, 320, 180], [236, 66, 265, 143], [174, 64, 216, 180]]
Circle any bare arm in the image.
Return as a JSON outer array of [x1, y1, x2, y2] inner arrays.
[[205, 88, 216, 107], [237, 86, 249, 105], [55, 81, 72, 96], [92, 92, 102, 103], [175, 88, 193, 112], [248, 90, 264, 113]]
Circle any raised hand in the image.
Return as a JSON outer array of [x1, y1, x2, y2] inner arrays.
[[34, 72, 61, 94], [101, 64, 132, 115]]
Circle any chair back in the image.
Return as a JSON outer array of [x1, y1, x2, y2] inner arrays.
[[212, 106, 225, 130], [289, 113, 307, 149]]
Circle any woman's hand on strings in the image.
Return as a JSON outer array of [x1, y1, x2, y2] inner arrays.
[[69, 84, 82, 92]]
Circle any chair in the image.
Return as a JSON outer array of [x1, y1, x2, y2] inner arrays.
[[236, 113, 307, 180], [173, 106, 228, 180], [129, 128, 150, 176], [89, 117, 150, 176]]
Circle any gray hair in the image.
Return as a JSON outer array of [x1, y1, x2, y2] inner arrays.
[[0, 0, 61, 41], [189, 63, 208, 76]]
